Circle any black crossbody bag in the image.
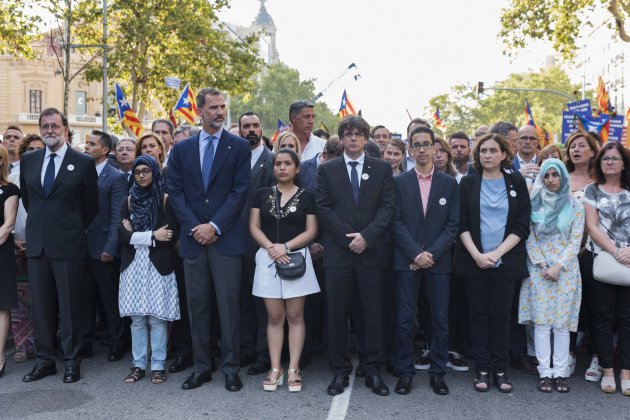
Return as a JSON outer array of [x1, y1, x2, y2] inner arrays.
[[273, 187, 306, 280]]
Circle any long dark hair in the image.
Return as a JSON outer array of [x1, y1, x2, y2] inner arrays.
[[593, 141, 630, 190]]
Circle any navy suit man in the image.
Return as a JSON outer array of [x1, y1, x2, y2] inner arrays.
[[392, 127, 459, 395], [168, 88, 251, 392], [20, 108, 99, 383], [82, 131, 128, 361]]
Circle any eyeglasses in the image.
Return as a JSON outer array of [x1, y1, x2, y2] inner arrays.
[[40, 124, 63, 132], [602, 156, 622, 163], [342, 131, 365, 139], [518, 136, 538, 142], [134, 168, 152, 176], [410, 142, 433, 150]]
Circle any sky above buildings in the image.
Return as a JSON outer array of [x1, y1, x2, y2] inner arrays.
[[219, 0, 563, 134]]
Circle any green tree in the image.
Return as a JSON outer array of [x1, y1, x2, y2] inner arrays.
[[229, 62, 339, 136], [425, 66, 586, 137], [500, 0, 630, 59]]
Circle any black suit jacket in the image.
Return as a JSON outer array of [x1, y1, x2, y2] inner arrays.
[[299, 154, 319, 192], [118, 196, 179, 275], [316, 155, 395, 268], [392, 169, 460, 273], [20, 146, 99, 259], [452, 170, 531, 281], [243, 146, 275, 256]]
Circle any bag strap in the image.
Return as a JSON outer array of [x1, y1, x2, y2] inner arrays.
[[274, 186, 281, 244]]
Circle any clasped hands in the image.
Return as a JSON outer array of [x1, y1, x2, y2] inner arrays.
[[346, 232, 367, 254], [537, 262, 561, 282], [410, 251, 434, 271], [267, 243, 290, 264], [473, 251, 500, 270], [191, 224, 218, 246], [122, 219, 173, 243]]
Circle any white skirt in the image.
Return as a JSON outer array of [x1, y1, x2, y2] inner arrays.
[[253, 247, 320, 299]]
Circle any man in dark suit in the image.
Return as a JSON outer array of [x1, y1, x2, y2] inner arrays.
[[82, 130, 128, 361], [238, 111, 274, 375], [316, 115, 395, 396], [20, 108, 99, 383], [391, 127, 460, 395], [168, 88, 251, 392]]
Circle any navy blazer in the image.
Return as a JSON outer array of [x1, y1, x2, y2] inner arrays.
[[392, 169, 460, 273], [299, 154, 319, 192], [167, 130, 251, 258], [86, 162, 128, 259], [453, 170, 531, 281]]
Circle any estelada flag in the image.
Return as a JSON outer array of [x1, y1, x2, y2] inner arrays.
[[271, 119, 285, 143], [433, 107, 447, 132], [338, 89, 357, 118], [174, 83, 198, 125], [596, 76, 614, 142], [114, 83, 143, 137], [525, 99, 539, 129]]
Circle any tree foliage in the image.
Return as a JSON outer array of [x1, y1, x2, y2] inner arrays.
[[229, 62, 339, 136], [425, 66, 587, 137], [500, 0, 630, 59]]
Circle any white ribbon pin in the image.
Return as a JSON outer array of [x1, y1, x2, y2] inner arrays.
[[289, 206, 297, 213], [362, 173, 369, 180], [510, 190, 517, 197], [67, 164, 75, 171], [439, 198, 446, 205]]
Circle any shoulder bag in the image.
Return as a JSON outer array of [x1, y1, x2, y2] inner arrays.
[[593, 249, 630, 286]]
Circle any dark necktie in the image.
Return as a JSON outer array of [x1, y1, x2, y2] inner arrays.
[[43, 153, 57, 196], [349, 161, 360, 204], [201, 136, 216, 190], [9, 163, 13, 173]]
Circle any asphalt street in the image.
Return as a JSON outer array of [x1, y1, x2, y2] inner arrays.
[[1, 347, 629, 420]]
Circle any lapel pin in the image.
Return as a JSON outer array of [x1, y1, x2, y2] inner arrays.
[[439, 198, 446, 205], [510, 190, 517, 197], [0, 189, 3, 195], [289, 206, 297, 213], [67, 164, 75, 171], [362, 173, 369, 180]]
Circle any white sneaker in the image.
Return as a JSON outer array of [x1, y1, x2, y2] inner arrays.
[[585, 356, 602, 382]]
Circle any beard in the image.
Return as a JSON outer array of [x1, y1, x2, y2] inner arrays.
[[42, 134, 63, 148], [453, 155, 468, 167], [246, 133, 261, 146]]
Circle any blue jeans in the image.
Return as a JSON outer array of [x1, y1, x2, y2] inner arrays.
[[130, 315, 167, 370]]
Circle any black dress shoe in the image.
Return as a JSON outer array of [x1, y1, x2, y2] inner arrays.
[[63, 366, 81, 383], [365, 374, 390, 396], [355, 366, 365, 377], [169, 356, 193, 373], [394, 375, 412, 395], [510, 355, 538, 375], [327, 375, 349, 396], [239, 355, 256, 367], [430, 375, 449, 395], [78, 344, 94, 359], [22, 365, 58, 382], [224, 373, 243, 392], [247, 361, 270, 376], [108, 345, 125, 362], [182, 371, 212, 390]]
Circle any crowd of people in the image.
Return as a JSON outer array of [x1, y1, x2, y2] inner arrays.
[[0, 87, 629, 399]]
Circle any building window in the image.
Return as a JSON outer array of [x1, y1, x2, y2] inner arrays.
[[76, 91, 87, 115], [29, 90, 42, 114]]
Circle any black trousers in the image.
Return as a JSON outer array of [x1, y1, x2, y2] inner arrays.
[[239, 253, 269, 363], [81, 258, 125, 349], [449, 274, 470, 355], [465, 267, 517, 373], [326, 262, 384, 377], [29, 256, 84, 367], [509, 279, 528, 358], [170, 257, 192, 359]]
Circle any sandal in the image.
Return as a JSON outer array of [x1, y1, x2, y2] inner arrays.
[[493, 372, 513, 393], [474, 372, 489, 392], [151, 370, 167, 384], [554, 377, 570, 393], [585, 356, 602, 382], [124, 367, 145, 384], [537, 377, 553, 393], [263, 368, 283, 391], [621, 378, 630, 396], [288, 368, 302, 392], [601, 375, 616, 393]]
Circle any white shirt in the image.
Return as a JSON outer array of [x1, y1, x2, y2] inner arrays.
[[516, 153, 538, 184], [95, 160, 107, 176], [250, 143, 265, 169], [41, 142, 69, 186], [301, 134, 326, 161], [199, 128, 223, 168], [9, 160, 20, 174], [343, 153, 365, 187]]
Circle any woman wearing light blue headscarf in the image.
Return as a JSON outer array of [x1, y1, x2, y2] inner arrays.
[[519, 158, 584, 393]]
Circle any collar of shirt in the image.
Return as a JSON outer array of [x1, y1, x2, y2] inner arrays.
[[200, 127, 223, 144], [516, 153, 537, 165], [343, 153, 365, 166], [250, 143, 265, 169], [44, 142, 68, 162], [301, 134, 326, 161], [95, 160, 107, 176], [415, 165, 435, 180], [9, 160, 20, 173]]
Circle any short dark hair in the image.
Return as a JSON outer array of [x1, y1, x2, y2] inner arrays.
[[151, 119, 174, 134], [289, 101, 314, 121], [39, 108, 68, 127], [409, 126, 435, 143], [337, 115, 370, 139], [488, 121, 517, 138], [323, 137, 343, 158], [406, 118, 430, 137], [370, 125, 391, 138], [364, 140, 381, 158], [92, 130, 113, 152], [472, 133, 514, 173], [196, 87, 223, 109], [238, 111, 262, 129], [449, 131, 469, 143], [593, 141, 630, 189], [313, 129, 330, 140], [18, 134, 42, 156]]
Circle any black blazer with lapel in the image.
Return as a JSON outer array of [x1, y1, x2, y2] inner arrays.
[[20, 146, 99, 259], [453, 170, 531, 281], [315, 155, 395, 269], [392, 169, 460, 273], [243, 146, 275, 256], [118, 195, 179, 276]]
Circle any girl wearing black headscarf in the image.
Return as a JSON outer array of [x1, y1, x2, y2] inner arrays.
[[118, 155, 180, 385]]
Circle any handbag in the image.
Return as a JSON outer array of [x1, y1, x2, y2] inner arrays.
[[273, 187, 306, 280], [593, 249, 630, 286]]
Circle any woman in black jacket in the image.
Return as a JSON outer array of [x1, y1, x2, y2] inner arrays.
[[118, 155, 180, 385], [453, 133, 531, 393]]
